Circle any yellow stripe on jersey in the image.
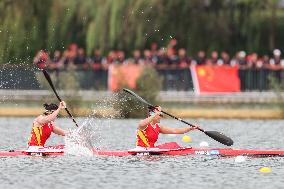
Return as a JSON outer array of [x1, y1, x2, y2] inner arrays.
[[39, 127, 42, 136], [137, 130, 150, 147], [33, 127, 42, 146]]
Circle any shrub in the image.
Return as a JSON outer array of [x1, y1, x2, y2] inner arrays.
[[116, 66, 163, 118], [269, 75, 284, 116]]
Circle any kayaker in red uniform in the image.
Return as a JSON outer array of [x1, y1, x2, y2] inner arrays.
[[27, 101, 67, 152], [136, 106, 199, 148]]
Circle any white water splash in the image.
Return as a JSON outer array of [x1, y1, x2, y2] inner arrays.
[[64, 125, 94, 157]]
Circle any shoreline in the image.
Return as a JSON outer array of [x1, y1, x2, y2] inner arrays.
[[0, 107, 283, 119]]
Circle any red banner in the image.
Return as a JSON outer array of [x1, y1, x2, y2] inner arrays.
[[191, 65, 240, 94], [108, 64, 144, 91]]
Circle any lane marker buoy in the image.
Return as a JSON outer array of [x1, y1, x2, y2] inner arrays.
[[182, 135, 192, 142], [259, 167, 272, 173]]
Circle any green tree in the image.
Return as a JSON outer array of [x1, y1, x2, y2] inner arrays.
[[1, 0, 284, 64]]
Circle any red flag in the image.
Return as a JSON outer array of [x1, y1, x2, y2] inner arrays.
[[108, 64, 144, 91], [191, 65, 240, 94]]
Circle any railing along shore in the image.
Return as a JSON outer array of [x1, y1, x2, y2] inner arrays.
[[0, 89, 281, 104]]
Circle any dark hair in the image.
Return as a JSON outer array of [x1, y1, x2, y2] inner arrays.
[[43, 103, 58, 111], [148, 105, 158, 115]]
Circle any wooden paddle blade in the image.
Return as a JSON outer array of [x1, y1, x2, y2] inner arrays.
[[204, 131, 234, 146]]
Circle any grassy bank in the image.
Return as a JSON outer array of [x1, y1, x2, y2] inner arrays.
[[0, 107, 282, 119]]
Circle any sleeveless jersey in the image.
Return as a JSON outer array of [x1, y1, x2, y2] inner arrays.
[[28, 122, 54, 146], [136, 123, 160, 148]]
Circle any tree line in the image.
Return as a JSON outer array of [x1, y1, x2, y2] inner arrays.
[[0, 0, 283, 65]]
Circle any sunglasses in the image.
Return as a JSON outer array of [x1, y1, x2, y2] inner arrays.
[[45, 110, 55, 114], [149, 111, 164, 117]]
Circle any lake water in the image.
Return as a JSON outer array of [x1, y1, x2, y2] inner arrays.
[[0, 117, 284, 189]]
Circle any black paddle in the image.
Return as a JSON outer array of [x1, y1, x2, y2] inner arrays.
[[42, 69, 79, 127], [123, 88, 234, 146]]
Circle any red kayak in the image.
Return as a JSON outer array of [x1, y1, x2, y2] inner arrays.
[[1, 143, 284, 157]]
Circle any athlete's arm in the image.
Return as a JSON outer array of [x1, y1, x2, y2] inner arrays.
[[37, 108, 60, 125], [53, 126, 66, 136], [138, 112, 161, 130], [36, 101, 66, 125], [160, 125, 198, 134]]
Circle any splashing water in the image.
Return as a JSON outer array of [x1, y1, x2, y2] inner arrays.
[[64, 124, 94, 157], [64, 92, 144, 154]]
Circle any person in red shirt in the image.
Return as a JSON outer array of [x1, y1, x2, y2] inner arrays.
[[136, 106, 199, 148], [27, 101, 67, 152]]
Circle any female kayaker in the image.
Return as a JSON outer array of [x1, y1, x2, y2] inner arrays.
[[27, 101, 67, 152], [136, 106, 199, 148]]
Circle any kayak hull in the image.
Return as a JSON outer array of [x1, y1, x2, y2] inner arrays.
[[94, 147, 284, 157], [1, 145, 284, 157]]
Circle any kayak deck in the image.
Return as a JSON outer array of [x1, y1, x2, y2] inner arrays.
[[1, 144, 284, 157]]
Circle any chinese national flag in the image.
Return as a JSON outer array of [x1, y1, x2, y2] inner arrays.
[[108, 64, 144, 91], [191, 65, 240, 94]]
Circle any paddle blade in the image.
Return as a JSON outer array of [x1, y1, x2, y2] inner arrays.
[[204, 131, 234, 146]]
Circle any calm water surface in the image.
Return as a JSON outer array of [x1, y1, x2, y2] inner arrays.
[[0, 117, 284, 189]]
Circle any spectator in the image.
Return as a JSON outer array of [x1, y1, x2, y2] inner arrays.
[[69, 43, 78, 51], [156, 47, 168, 69], [206, 51, 219, 65], [167, 38, 177, 51], [62, 50, 70, 68], [150, 42, 158, 57], [220, 51, 231, 65], [74, 48, 88, 69], [195, 50, 206, 65], [269, 49, 284, 70], [62, 44, 77, 68], [255, 56, 264, 69], [262, 55, 270, 69], [132, 50, 144, 65], [68, 43, 78, 64], [107, 50, 117, 65], [88, 48, 107, 89], [177, 48, 191, 68], [117, 50, 126, 64], [166, 48, 179, 68], [246, 53, 258, 69], [90, 48, 104, 70], [49, 50, 63, 70], [231, 51, 247, 69], [177, 48, 192, 91], [143, 49, 154, 65]]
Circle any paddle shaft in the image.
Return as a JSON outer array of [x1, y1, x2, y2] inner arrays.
[[42, 70, 79, 127], [160, 111, 204, 132], [123, 89, 202, 130]]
